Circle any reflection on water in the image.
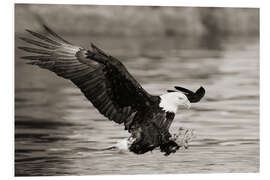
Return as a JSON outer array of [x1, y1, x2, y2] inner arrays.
[[15, 35, 259, 175]]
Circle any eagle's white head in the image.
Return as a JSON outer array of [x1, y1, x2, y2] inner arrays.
[[159, 92, 191, 113]]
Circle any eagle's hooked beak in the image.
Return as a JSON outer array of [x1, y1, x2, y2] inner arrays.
[[184, 100, 191, 109]]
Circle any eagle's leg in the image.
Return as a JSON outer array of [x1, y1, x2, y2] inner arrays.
[[129, 122, 164, 154], [159, 130, 180, 156], [160, 140, 180, 156]]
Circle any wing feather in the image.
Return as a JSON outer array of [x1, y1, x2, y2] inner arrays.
[[19, 25, 157, 127], [19, 37, 58, 49], [25, 29, 62, 46], [43, 25, 72, 45]]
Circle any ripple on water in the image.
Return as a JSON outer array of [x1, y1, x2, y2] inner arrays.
[[15, 36, 259, 175]]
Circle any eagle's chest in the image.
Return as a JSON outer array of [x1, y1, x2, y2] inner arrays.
[[132, 107, 175, 128]]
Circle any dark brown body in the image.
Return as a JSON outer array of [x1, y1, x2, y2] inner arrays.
[[126, 104, 180, 155]]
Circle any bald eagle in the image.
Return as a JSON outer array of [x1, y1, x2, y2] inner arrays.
[[18, 25, 205, 156]]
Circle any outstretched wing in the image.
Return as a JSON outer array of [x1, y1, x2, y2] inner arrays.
[[174, 86, 205, 103], [167, 86, 205, 103], [19, 25, 158, 128]]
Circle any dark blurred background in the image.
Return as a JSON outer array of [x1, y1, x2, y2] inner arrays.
[[15, 4, 259, 38]]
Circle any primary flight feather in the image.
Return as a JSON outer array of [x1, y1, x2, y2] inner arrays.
[[19, 25, 205, 156]]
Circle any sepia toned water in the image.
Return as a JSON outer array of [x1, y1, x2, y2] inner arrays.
[[15, 35, 259, 176]]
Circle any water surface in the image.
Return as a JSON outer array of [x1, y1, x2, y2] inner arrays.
[[15, 35, 259, 175]]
